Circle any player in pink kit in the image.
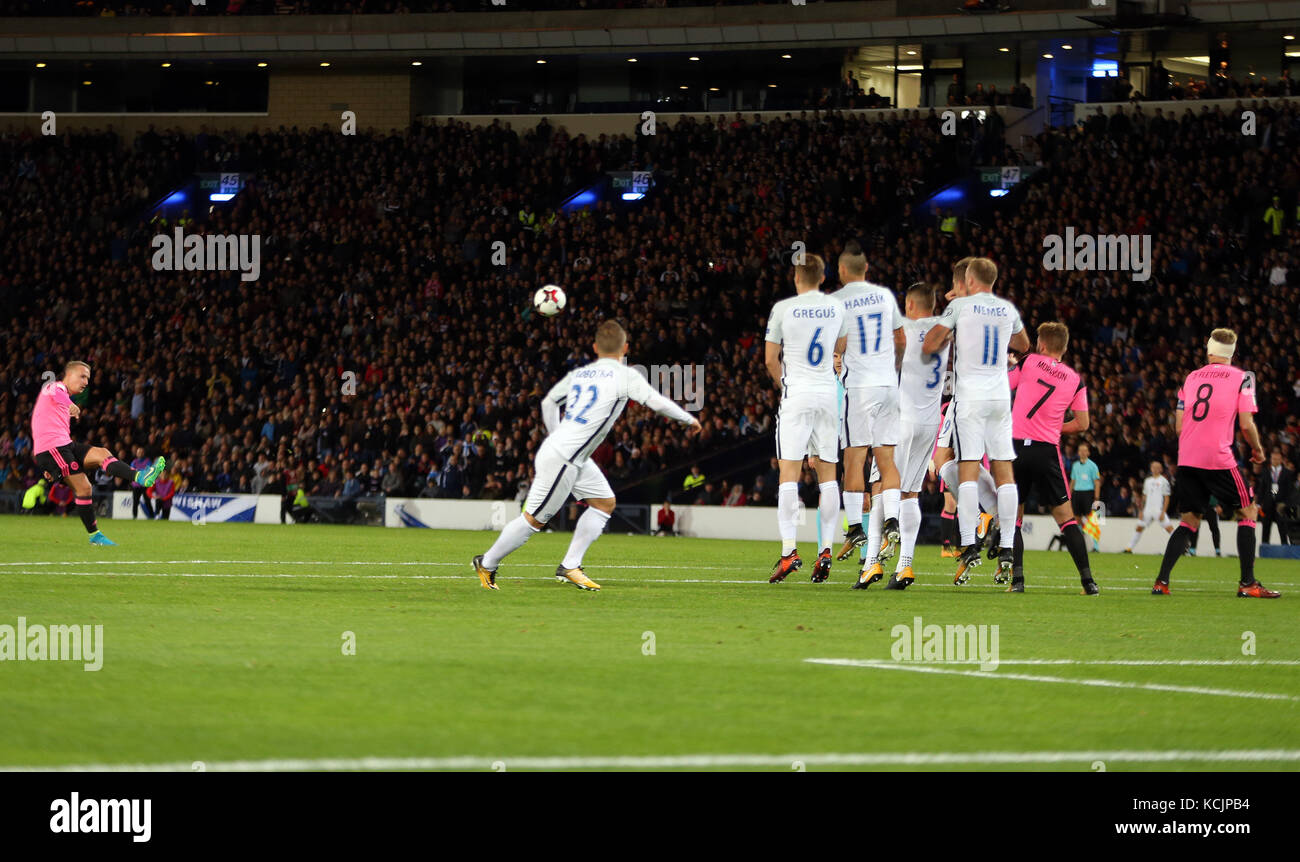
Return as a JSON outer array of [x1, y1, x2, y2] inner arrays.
[[1006, 323, 1096, 594], [1153, 329, 1277, 598], [31, 361, 166, 546]]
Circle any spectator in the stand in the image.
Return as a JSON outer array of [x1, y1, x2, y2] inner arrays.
[[682, 464, 706, 495], [49, 480, 73, 516], [655, 500, 677, 536], [947, 74, 963, 106], [150, 472, 177, 520], [1257, 450, 1294, 544], [723, 482, 747, 506], [129, 446, 156, 519]]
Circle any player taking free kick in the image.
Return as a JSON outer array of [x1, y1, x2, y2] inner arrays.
[[472, 321, 700, 591], [31, 361, 166, 546], [1153, 329, 1278, 598]]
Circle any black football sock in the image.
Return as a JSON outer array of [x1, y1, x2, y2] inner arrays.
[[1061, 521, 1093, 581], [1237, 520, 1257, 584], [100, 455, 135, 482], [1012, 524, 1025, 582], [75, 497, 98, 534], [941, 513, 956, 546], [1157, 524, 1195, 583]]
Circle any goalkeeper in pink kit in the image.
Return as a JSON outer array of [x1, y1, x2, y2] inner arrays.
[[30, 361, 166, 546]]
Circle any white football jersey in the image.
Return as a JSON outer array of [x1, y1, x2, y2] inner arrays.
[[765, 290, 848, 402], [1142, 476, 1171, 508], [541, 358, 692, 464], [936, 292, 1024, 404], [899, 316, 950, 423], [832, 280, 903, 389]]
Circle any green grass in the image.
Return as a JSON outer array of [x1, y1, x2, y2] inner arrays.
[[1, 515, 1297, 771]]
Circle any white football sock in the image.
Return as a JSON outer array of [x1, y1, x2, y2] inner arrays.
[[778, 482, 799, 555], [561, 506, 612, 570], [1128, 529, 1142, 551], [882, 487, 900, 523], [897, 497, 921, 571], [978, 468, 999, 515], [958, 481, 979, 546], [818, 481, 839, 553], [996, 484, 1018, 548], [482, 515, 539, 570], [863, 494, 883, 563], [843, 490, 864, 529]]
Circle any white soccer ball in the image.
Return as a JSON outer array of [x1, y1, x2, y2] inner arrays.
[[533, 284, 566, 317]]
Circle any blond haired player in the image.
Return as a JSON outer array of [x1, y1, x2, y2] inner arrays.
[[1153, 329, 1277, 598], [31, 360, 166, 546], [923, 257, 1031, 584], [931, 258, 1000, 556], [473, 321, 700, 591]]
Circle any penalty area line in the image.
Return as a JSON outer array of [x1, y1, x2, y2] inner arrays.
[[805, 659, 1300, 701]]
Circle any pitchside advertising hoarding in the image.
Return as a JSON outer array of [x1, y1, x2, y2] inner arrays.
[[113, 491, 265, 523]]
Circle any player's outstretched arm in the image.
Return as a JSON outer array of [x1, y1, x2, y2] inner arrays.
[[638, 388, 700, 431], [892, 327, 906, 369]]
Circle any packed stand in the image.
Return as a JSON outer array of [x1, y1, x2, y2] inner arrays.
[[0, 109, 977, 516]]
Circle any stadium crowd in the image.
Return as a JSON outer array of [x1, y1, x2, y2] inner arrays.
[[0, 109, 975, 517], [2, 98, 1298, 535]]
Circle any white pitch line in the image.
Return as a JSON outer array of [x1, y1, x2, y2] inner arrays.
[[807, 657, 1300, 667], [806, 659, 1300, 701], [6, 749, 1300, 772]]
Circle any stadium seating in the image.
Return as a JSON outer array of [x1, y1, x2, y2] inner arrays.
[[1, 101, 1296, 528]]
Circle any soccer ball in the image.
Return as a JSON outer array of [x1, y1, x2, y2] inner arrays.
[[534, 285, 566, 317]]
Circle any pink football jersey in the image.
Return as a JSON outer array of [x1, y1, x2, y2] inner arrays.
[[1176, 364, 1256, 469], [31, 381, 73, 454], [1009, 354, 1087, 446]]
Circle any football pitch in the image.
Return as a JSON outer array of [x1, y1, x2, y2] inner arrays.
[[1, 515, 1297, 772]]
